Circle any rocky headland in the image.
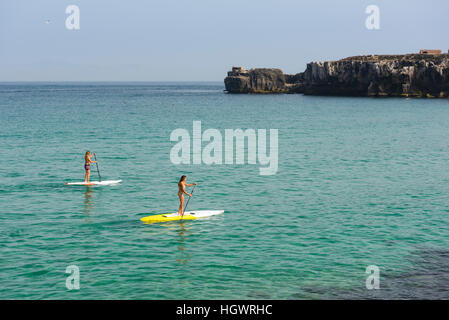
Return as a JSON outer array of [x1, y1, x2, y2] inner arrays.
[[224, 53, 449, 97]]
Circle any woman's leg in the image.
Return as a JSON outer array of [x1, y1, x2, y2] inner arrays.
[[84, 170, 88, 183], [86, 170, 90, 183], [178, 195, 184, 215]]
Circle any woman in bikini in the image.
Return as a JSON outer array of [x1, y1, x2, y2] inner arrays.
[[84, 151, 97, 183], [178, 175, 197, 216]]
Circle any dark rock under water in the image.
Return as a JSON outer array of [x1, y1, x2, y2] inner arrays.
[[224, 54, 449, 98], [290, 248, 449, 300]]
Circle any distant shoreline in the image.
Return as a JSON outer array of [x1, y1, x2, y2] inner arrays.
[[0, 81, 224, 85], [224, 53, 449, 98]]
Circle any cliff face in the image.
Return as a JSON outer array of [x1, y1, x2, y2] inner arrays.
[[224, 54, 449, 97], [224, 68, 289, 93]]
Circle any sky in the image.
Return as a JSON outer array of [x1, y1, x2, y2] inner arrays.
[[0, 0, 448, 81]]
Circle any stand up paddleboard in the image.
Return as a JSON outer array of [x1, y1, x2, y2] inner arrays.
[[141, 210, 224, 223], [65, 154, 121, 186], [64, 180, 122, 186]]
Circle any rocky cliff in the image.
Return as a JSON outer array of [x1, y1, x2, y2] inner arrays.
[[224, 54, 449, 97]]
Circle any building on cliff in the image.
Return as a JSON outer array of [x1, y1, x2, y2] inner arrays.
[[227, 67, 248, 77], [232, 67, 245, 73], [419, 49, 442, 54]]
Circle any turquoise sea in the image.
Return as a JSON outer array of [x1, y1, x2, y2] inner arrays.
[[1, 83, 449, 299]]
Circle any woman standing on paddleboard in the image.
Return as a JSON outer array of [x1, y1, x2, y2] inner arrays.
[[84, 151, 97, 183], [178, 175, 197, 216]]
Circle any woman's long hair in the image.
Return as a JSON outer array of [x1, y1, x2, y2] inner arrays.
[[179, 175, 186, 183]]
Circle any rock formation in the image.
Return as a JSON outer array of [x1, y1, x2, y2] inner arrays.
[[224, 54, 449, 97]]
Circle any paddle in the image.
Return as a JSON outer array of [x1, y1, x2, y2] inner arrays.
[[182, 184, 196, 216], [93, 153, 102, 182]]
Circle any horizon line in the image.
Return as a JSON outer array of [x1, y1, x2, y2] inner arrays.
[[0, 80, 224, 84]]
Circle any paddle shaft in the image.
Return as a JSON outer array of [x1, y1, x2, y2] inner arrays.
[[182, 185, 196, 216], [93, 154, 102, 182]]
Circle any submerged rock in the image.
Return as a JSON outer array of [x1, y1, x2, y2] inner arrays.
[[224, 54, 449, 97]]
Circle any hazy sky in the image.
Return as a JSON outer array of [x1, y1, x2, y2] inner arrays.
[[0, 0, 448, 81]]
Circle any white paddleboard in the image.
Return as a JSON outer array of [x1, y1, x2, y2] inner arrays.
[[163, 210, 224, 218], [64, 180, 122, 186]]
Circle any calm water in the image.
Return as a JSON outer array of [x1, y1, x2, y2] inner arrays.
[[1, 83, 449, 299]]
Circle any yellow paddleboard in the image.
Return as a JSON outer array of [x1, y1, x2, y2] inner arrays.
[[140, 213, 197, 223], [140, 210, 224, 224]]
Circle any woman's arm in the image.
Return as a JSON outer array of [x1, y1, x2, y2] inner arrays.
[[184, 182, 196, 196], [88, 154, 97, 164], [182, 188, 191, 197]]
